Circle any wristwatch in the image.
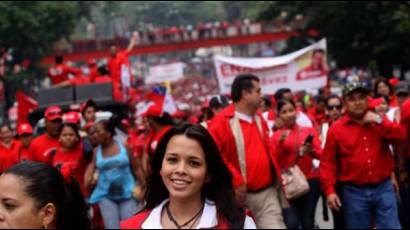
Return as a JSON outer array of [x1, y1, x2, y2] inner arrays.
[[375, 115, 383, 124]]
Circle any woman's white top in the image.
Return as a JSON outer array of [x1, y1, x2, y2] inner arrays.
[[141, 199, 257, 229]]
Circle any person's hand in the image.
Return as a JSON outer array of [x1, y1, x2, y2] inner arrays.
[[327, 193, 342, 212], [279, 130, 290, 142], [131, 31, 139, 45], [274, 118, 285, 130], [391, 174, 400, 197], [235, 184, 247, 206], [363, 111, 380, 124]]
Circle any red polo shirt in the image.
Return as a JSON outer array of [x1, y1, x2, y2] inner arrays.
[[401, 99, 410, 159], [272, 125, 322, 180], [0, 140, 21, 173], [239, 116, 274, 190], [29, 134, 60, 164], [208, 105, 281, 191], [320, 114, 407, 196], [52, 144, 86, 194]]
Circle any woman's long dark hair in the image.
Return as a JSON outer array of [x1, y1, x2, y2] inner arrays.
[[3, 161, 90, 229], [144, 124, 245, 229], [276, 99, 296, 114], [59, 123, 81, 145], [374, 77, 394, 97]]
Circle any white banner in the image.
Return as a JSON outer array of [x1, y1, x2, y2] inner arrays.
[[146, 62, 185, 84], [214, 39, 328, 94]]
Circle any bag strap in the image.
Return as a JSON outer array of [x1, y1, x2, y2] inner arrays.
[[229, 116, 247, 180], [294, 126, 301, 164]]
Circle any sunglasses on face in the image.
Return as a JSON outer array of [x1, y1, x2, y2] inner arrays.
[[327, 105, 342, 111]]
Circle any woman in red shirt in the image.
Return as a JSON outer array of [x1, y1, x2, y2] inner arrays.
[[271, 99, 322, 229], [0, 124, 21, 173], [52, 123, 87, 194]]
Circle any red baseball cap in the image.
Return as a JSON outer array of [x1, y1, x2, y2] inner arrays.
[[45, 106, 63, 121], [63, 111, 81, 124], [17, 123, 33, 136], [142, 104, 162, 118]]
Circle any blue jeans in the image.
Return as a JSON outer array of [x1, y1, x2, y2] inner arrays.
[[342, 180, 401, 229], [283, 179, 321, 229], [98, 198, 140, 229]]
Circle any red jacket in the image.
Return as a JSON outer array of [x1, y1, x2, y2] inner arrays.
[[208, 105, 282, 189], [120, 210, 229, 229], [272, 125, 322, 180]]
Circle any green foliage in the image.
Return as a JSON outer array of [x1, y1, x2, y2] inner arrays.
[[0, 1, 80, 64], [258, 1, 410, 77]]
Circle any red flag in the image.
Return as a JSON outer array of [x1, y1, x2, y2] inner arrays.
[[16, 91, 38, 127]]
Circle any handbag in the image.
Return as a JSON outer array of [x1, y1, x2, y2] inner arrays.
[[282, 127, 310, 200]]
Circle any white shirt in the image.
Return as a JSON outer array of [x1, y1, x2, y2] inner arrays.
[[235, 111, 254, 124], [386, 107, 398, 123], [141, 199, 257, 229]]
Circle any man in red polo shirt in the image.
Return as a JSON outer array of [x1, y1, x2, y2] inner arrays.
[[208, 74, 285, 229], [320, 81, 406, 229], [29, 106, 63, 164], [0, 124, 21, 173]]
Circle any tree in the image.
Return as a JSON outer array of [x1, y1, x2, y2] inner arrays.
[[0, 2, 81, 65], [257, 1, 410, 78]]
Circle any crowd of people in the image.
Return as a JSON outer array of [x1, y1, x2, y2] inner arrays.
[[69, 18, 292, 54], [0, 68, 409, 229]]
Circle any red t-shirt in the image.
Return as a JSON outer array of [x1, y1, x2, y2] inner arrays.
[[47, 64, 82, 85], [29, 134, 60, 164], [0, 140, 21, 173], [52, 144, 86, 194]]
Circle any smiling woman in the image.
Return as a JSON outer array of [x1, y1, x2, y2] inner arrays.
[[120, 124, 257, 229]]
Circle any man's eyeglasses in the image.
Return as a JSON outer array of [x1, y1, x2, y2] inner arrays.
[[327, 105, 342, 111]]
